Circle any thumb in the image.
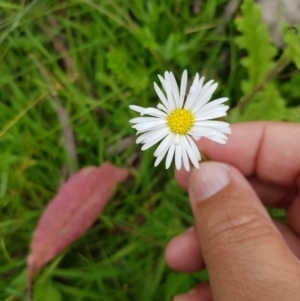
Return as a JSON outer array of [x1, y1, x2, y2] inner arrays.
[[189, 162, 300, 301]]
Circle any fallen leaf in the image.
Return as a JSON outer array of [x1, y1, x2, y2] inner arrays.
[[27, 162, 128, 289]]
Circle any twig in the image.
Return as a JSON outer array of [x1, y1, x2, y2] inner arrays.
[[191, 0, 201, 15], [30, 54, 78, 178], [42, 16, 96, 99], [125, 153, 139, 168], [215, 0, 241, 34], [42, 17, 78, 82], [107, 137, 135, 155], [238, 55, 291, 113], [26, 287, 32, 301]]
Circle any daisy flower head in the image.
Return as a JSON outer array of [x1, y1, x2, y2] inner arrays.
[[129, 70, 231, 171]]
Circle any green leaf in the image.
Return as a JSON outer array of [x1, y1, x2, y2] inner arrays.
[[284, 107, 300, 122], [233, 0, 286, 122], [165, 272, 191, 300], [158, 33, 180, 60], [134, 26, 158, 51], [239, 83, 285, 121], [283, 25, 300, 69], [281, 73, 300, 107], [235, 0, 277, 93], [33, 280, 62, 301], [106, 48, 148, 92]]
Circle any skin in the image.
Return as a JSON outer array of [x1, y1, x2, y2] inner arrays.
[[165, 122, 300, 301]]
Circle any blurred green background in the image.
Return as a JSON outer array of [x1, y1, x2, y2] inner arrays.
[[0, 0, 299, 300]]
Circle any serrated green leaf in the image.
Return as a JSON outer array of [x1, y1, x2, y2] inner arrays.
[[281, 73, 300, 99], [235, 0, 277, 93], [283, 25, 300, 69], [239, 83, 285, 121], [284, 107, 300, 122], [106, 48, 148, 92], [281, 73, 300, 108]]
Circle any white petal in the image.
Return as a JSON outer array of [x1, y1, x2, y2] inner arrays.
[[213, 126, 231, 134], [207, 135, 227, 144], [174, 134, 180, 145], [132, 120, 166, 131], [169, 72, 180, 107], [192, 135, 201, 141], [189, 134, 212, 141], [143, 127, 169, 143], [186, 80, 214, 110], [186, 135, 201, 161], [157, 103, 168, 113], [196, 111, 227, 120], [191, 125, 230, 137], [190, 73, 200, 94], [141, 139, 160, 151], [158, 74, 166, 90], [129, 105, 145, 113], [189, 129, 216, 137], [189, 125, 217, 135], [194, 120, 230, 128], [175, 142, 182, 170], [181, 140, 190, 171], [190, 82, 218, 112], [179, 70, 187, 108], [218, 127, 231, 134], [165, 72, 176, 111], [196, 105, 229, 117], [194, 120, 231, 134], [154, 133, 172, 157], [141, 107, 167, 118], [133, 124, 166, 135], [154, 134, 174, 166], [141, 129, 169, 150], [136, 128, 169, 144], [183, 136, 199, 169], [217, 132, 228, 140], [197, 97, 229, 112], [154, 82, 170, 111], [154, 154, 165, 167], [165, 143, 175, 169], [201, 130, 228, 140], [130, 117, 163, 124], [184, 76, 204, 109], [135, 124, 167, 134]]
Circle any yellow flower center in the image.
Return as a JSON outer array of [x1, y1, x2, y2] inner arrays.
[[167, 109, 194, 135]]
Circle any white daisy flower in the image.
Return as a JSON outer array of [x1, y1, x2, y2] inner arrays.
[[129, 70, 231, 171]]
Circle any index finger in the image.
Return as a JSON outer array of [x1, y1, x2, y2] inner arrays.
[[195, 122, 300, 186]]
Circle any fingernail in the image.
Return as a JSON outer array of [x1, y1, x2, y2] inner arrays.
[[189, 162, 230, 203]]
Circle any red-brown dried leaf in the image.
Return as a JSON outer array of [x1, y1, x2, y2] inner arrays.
[[27, 162, 128, 287]]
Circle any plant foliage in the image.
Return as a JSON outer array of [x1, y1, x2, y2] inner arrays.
[[284, 25, 300, 69], [232, 0, 299, 122], [0, 0, 299, 300]]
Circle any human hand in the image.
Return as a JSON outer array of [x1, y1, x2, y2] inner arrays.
[[165, 122, 300, 301]]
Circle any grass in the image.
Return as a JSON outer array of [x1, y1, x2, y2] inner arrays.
[[0, 0, 298, 300]]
